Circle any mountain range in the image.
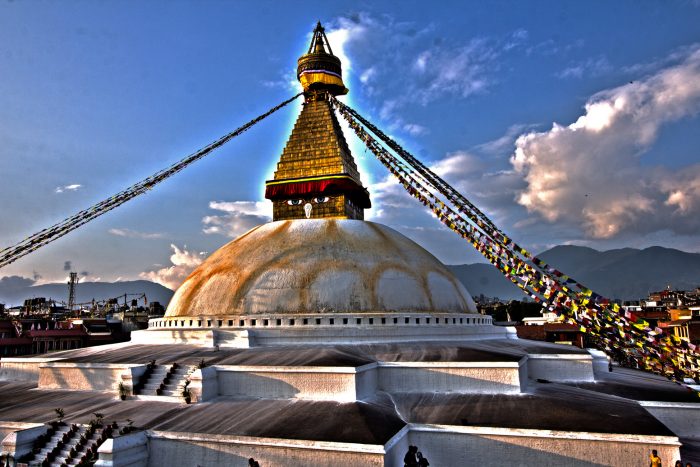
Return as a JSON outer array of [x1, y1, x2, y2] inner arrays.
[[448, 245, 700, 301], [2, 245, 699, 306], [0, 279, 174, 307]]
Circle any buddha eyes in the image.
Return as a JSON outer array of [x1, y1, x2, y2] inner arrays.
[[286, 197, 329, 205]]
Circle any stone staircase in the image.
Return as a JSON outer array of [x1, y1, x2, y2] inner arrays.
[[133, 363, 193, 402], [24, 423, 110, 466]]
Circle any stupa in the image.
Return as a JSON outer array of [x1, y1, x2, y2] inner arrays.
[[1, 22, 698, 467]]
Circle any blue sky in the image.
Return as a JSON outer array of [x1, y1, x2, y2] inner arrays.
[[1, 0, 700, 289]]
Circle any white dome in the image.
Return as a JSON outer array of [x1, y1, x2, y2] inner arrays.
[[166, 219, 477, 317]]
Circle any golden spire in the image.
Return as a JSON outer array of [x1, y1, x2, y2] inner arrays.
[[297, 22, 348, 96], [264, 22, 369, 221]]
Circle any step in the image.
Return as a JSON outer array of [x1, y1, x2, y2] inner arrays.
[[132, 394, 186, 403]]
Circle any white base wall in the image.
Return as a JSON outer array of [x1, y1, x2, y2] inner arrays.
[[38, 362, 141, 392], [525, 354, 595, 382], [401, 425, 681, 467], [147, 432, 385, 467], [640, 401, 700, 438], [377, 362, 523, 394]]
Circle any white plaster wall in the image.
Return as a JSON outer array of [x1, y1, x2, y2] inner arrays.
[[0, 358, 57, 383], [246, 325, 510, 347], [383, 426, 410, 467], [0, 423, 45, 459], [640, 402, 700, 438], [147, 432, 384, 467], [378, 363, 522, 394], [38, 363, 136, 391], [217, 367, 358, 401], [189, 367, 218, 402], [404, 426, 681, 467], [96, 431, 149, 467], [355, 366, 378, 401], [587, 349, 610, 376], [130, 329, 215, 347], [525, 354, 595, 382]]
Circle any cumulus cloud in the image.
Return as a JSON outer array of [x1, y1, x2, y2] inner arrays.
[[140, 244, 205, 290], [512, 45, 700, 238], [55, 184, 82, 193], [108, 228, 164, 239], [202, 200, 271, 238]]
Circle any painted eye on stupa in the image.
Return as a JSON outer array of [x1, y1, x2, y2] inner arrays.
[[287, 199, 304, 206], [312, 196, 329, 204]]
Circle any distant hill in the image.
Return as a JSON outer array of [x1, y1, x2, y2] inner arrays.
[[0, 279, 174, 307], [448, 245, 700, 301]]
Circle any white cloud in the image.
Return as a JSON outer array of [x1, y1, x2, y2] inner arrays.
[[140, 244, 205, 290], [556, 56, 611, 79], [512, 45, 700, 238], [202, 200, 271, 238], [402, 123, 428, 136], [108, 228, 164, 239], [55, 183, 82, 193], [324, 13, 529, 139], [475, 123, 537, 155]]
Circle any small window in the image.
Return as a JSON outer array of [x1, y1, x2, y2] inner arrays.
[[393, 318, 398, 324], [460, 318, 463, 324], [207, 320, 212, 327], [356, 318, 362, 325], [276, 319, 282, 326], [263, 319, 269, 326], [315, 318, 321, 325], [381, 318, 386, 324], [368, 318, 374, 325], [228, 320, 233, 326], [198, 320, 202, 327], [405, 317, 410, 324], [303, 319, 308, 325], [290, 319, 295, 326], [427, 318, 431, 324], [453, 318, 457, 324], [342, 318, 348, 325], [329, 318, 334, 325], [180, 320, 185, 327], [189, 320, 193, 326], [217, 320, 223, 327], [415, 318, 420, 324], [251, 319, 257, 326], [239, 320, 245, 326]]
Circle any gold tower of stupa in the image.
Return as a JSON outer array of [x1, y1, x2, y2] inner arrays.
[[264, 22, 371, 221]]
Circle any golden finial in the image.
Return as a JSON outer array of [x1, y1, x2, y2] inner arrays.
[[297, 22, 348, 96]]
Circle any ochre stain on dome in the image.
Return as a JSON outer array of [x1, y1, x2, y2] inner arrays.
[[166, 219, 476, 317]]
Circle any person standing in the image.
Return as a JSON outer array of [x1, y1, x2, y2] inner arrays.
[[404, 445, 418, 467], [650, 449, 662, 467], [417, 451, 430, 467]]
